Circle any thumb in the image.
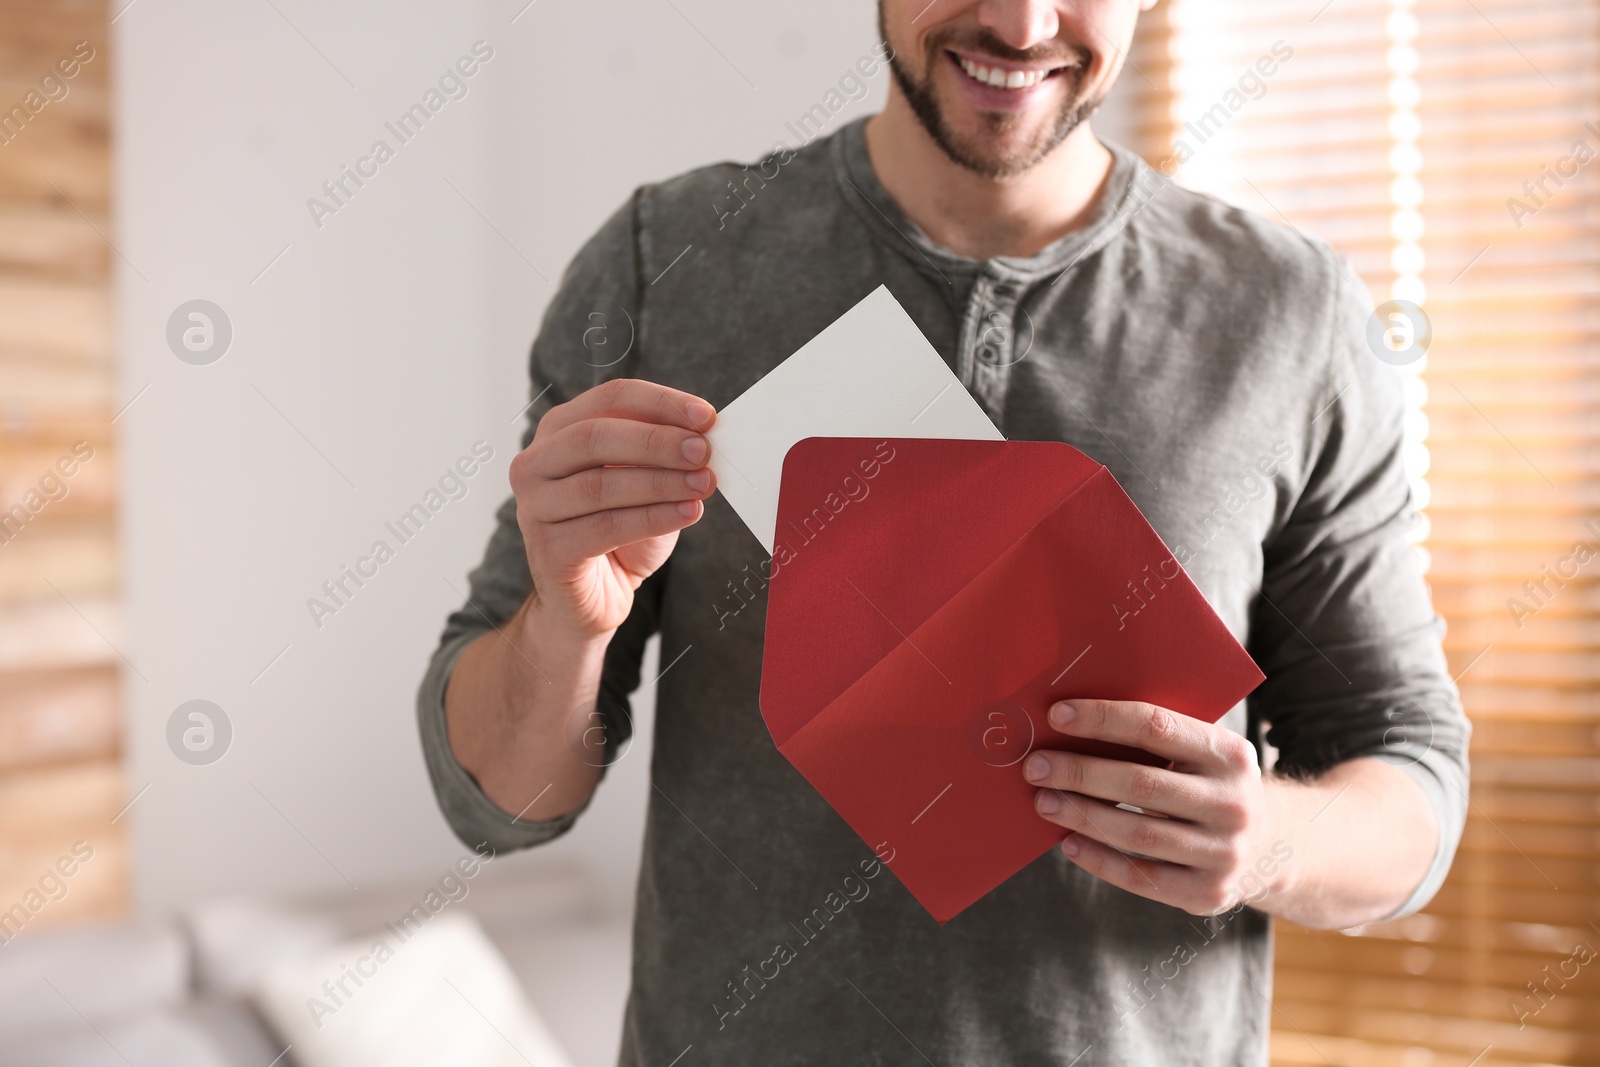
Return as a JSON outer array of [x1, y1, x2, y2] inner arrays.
[[611, 530, 680, 588]]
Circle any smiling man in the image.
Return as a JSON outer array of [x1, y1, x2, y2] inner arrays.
[[420, 1, 1469, 1064]]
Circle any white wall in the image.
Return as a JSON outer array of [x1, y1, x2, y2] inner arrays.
[[117, 0, 1141, 918]]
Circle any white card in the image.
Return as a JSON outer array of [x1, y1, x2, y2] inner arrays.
[[707, 285, 1003, 552]]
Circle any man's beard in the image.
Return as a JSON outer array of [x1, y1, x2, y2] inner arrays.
[[882, 22, 1101, 179]]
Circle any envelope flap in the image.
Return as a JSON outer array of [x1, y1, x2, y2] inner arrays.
[[759, 438, 1103, 748], [777, 466, 1264, 921]]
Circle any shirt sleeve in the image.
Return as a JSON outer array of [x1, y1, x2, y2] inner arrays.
[[1247, 261, 1471, 920], [415, 189, 664, 855]]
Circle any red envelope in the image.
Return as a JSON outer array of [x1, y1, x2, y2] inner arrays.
[[759, 438, 1264, 923]]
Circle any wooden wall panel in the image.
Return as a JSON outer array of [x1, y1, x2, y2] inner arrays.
[[0, 0, 124, 931]]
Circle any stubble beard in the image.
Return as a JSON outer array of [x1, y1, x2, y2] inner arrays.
[[881, 22, 1102, 179]]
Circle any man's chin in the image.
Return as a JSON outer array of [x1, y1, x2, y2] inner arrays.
[[898, 74, 1100, 179], [931, 114, 1075, 178]]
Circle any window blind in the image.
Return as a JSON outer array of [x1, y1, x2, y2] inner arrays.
[[1133, 0, 1600, 1062]]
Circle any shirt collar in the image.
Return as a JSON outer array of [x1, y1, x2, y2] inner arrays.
[[830, 115, 1145, 283]]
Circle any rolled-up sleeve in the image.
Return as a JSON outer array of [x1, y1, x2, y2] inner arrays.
[[416, 189, 664, 854], [1248, 264, 1470, 919]]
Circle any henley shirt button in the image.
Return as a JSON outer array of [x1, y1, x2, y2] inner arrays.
[[978, 344, 1001, 364]]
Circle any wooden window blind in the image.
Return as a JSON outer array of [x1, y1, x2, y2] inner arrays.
[[1128, 0, 1600, 1063], [0, 0, 125, 931]]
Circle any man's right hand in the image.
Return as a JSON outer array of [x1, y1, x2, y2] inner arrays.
[[510, 378, 718, 641]]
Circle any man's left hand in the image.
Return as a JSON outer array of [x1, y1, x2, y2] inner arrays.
[[1023, 698, 1284, 916]]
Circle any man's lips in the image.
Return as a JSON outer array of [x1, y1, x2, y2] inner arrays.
[[948, 49, 1074, 91]]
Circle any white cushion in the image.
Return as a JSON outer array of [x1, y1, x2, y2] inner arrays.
[[0, 999, 286, 1067], [254, 912, 571, 1067], [186, 897, 341, 997], [0, 921, 187, 1037]]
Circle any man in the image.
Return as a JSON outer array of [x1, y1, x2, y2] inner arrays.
[[420, 0, 1469, 1062]]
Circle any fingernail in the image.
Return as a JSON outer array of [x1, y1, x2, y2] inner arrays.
[[1050, 702, 1077, 729], [686, 401, 715, 428], [682, 436, 708, 464], [686, 468, 711, 491], [1025, 753, 1050, 782], [677, 500, 700, 518], [1036, 791, 1060, 815], [1062, 834, 1080, 856]]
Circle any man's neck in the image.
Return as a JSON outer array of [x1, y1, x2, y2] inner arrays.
[[862, 90, 1115, 262]]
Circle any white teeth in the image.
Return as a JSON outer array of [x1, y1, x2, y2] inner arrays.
[[957, 56, 1048, 90]]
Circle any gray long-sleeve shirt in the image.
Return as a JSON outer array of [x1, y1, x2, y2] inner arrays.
[[417, 118, 1469, 1067]]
